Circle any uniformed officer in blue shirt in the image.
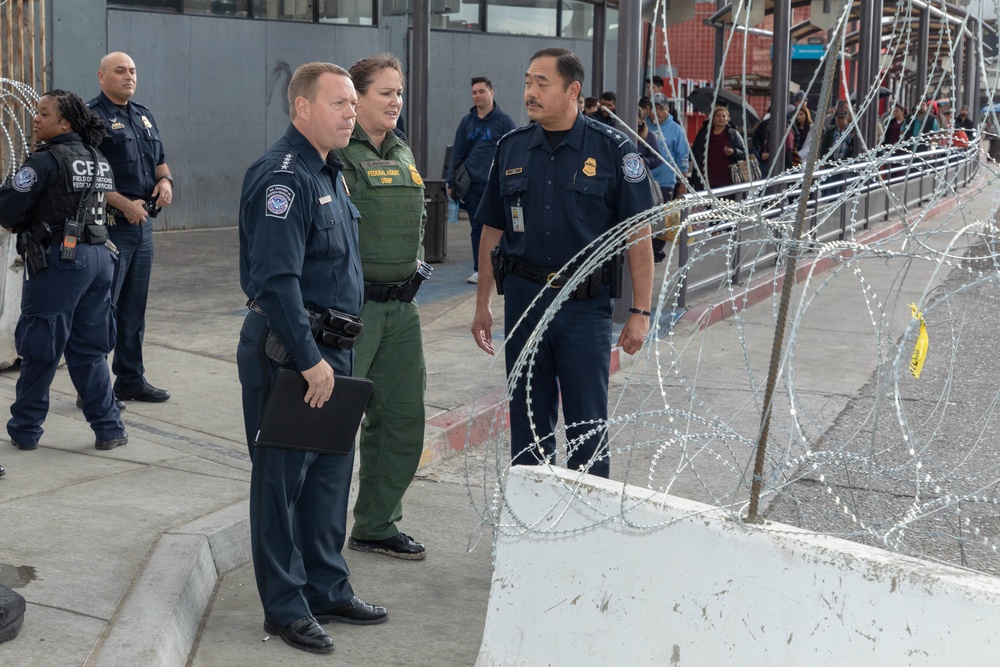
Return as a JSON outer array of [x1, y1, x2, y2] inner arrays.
[[238, 62, 387, 655], [87, 52, 173, 404], [0, 90, 128, 454], [472, 47, 654, 479]]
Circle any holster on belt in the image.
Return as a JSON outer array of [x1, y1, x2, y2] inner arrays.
[[257, 303, 365, 366], [490, 246, 511, 295], [17, 223, 52, 274], [364, 263, 433, 303]]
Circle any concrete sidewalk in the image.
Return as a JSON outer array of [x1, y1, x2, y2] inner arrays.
[[0, 179, 991, 666]]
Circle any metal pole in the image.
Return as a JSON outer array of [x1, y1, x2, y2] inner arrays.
[[916, 5, 929, 102], [965, 35, 976, 111], [411, 0, 430, 174], [770, 0, 791, 176], [857, 0, 877, 148], [954, 36, 964, 108], [592, 1, 607, 97], [616, 0, 641, 129], [612, 0, 642, 324], [713, 0, 726, 83]]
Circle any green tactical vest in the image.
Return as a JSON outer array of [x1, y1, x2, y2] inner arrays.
[[338, 129, 426, 284]]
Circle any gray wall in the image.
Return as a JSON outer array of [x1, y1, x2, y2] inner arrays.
[[49, 5, 617, 230]]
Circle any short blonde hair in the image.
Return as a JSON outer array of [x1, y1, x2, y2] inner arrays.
[[288, 62, 350, 119]]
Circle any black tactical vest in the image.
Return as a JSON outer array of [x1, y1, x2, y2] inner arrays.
[[27, 142, 114, 232]]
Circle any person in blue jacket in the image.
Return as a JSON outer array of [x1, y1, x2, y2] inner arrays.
[[237, 62, 387, 655], [447, 77, 516, 284]]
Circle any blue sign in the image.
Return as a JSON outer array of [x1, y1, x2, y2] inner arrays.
[[791, 44, 826, 59]]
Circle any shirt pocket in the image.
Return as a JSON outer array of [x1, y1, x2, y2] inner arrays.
[[308, 200, 347, 260], [499, 175, 528, 227], [566, 175, 612, 226], [109, 131, 138, 167]]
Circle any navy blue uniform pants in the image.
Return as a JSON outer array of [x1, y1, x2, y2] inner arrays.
[[237, 311, 355, 625], [8, 243, 124, 446], [108, 219, 153, 387], [502, 274, 612, 478], [463, 183, 486, 272]]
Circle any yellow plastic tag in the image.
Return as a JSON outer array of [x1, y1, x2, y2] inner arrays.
[[909, 303, 928, 378]]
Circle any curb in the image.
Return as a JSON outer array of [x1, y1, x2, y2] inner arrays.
[[87, 501, 249, 667]]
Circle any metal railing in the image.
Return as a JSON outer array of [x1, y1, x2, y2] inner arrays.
[[672, 145, 981, 308]]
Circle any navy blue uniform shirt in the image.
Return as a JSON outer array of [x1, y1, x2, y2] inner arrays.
[[239, 124, 364, 372], [87, 92, 165, 199], [477, 113, 653, 270]]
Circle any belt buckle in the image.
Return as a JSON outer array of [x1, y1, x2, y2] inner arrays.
[[546, 272, 563, 289]]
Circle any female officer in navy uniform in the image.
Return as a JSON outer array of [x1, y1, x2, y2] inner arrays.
[[0, 90, 128, 455]]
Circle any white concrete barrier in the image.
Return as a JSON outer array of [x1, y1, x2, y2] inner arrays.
[[477, 466, 1000, 666], [0, 234, 21, 368]]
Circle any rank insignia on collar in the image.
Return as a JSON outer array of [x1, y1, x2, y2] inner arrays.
[[582, 157, 597, 177]]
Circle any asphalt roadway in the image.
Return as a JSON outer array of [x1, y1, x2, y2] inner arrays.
[[0, 176, 994, 666]]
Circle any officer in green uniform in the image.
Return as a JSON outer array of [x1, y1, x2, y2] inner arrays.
[[338, 53, 429, 560]]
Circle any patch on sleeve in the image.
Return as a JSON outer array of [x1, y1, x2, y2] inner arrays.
[[265, 184, 295, 219], [11, 167, 37, 192], [622, 153, 646, 183]]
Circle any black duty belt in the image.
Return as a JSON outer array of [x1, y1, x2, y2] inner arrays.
[[364, 282, 407, 303], [508, 257, 609, 290], [44, 225, 108, 246], [246, 299, 265, 316], [364, 263, 433, 304]]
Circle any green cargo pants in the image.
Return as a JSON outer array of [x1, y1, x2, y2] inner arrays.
[[350, 297, 426, 541]]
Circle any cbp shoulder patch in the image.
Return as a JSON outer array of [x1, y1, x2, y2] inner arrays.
[[265, 184, 295, 219], [622, 153, 646, 183], [11, 167, 37, 192]]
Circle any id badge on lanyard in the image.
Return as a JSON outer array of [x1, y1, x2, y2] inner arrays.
[[511, 196, 525, 232]]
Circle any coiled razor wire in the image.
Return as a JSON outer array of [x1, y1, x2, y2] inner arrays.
[[462, 0, 1000, 577], [1, 77, 39, 179]]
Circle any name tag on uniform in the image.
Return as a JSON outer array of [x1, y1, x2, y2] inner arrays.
[[360, 160, 407, 187], [318, 195, 333, 205], [511, 206, 525, 232]]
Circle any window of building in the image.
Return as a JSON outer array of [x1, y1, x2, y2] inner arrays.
[[486, 0, 557, 37], [111, 0, 374, 24], [184, 0, 250, 15], [560, 0, 592, 39], [381, 0, 479, 30], [319, 0, 374, 24], [251, 0, 314, 21], [110, 0, 180, 11]]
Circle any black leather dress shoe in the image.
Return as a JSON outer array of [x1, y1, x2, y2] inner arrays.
[[314, 596, 388, 625], [263, 616, 333, 654], [114, 382, 170, 403], [348, 532, 427, 560], [95, 434, 128, 451], [76, 395, 127, 411]]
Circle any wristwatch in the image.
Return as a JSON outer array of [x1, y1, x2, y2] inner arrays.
[[158, 175, 174, 186]]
